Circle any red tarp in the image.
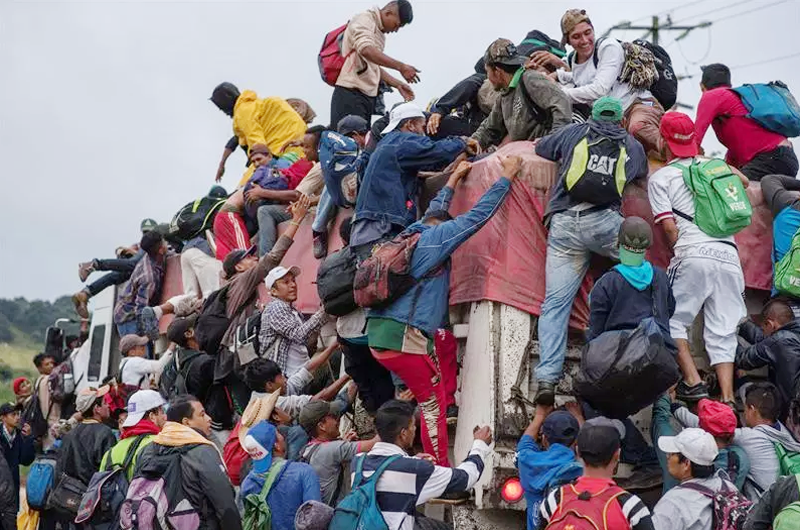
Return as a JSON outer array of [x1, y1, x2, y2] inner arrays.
[[161, 142, 774, 331]]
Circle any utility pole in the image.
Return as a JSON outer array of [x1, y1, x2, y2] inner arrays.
[[602, 15, 711, 47]]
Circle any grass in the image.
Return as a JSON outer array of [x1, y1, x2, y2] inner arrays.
[[0, 339, 39, 405]]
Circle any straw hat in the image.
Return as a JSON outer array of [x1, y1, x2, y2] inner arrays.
[[238, 389, 281, 447]]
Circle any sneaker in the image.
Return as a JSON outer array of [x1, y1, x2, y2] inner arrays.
[[78, 261, 94, 283], [312, 232, 328, 259], [535, 381, 556, 406], [140, 307, 160, 341], [446, 405, 459, 426], [675, 381, 709, 402], [71, 291, 89, 319]]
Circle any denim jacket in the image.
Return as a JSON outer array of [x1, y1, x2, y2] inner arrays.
[[354, 131, 466, 228], [370, 177, 511, 336]]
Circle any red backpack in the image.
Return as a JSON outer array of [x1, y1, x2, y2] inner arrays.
[[222, 421, 249, 486], [353, 232, 423, 309], [546, 483, 626, 530], [318, 23, 349, 86]]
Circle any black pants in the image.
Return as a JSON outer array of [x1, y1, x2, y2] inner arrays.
[[340, 338, 394, 414], [330, 86, 375, 129], [741, 145, 799, 181]]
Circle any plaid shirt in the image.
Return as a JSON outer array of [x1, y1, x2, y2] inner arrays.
[[113, 255, 164, 326], [258, 299, 326, 373]]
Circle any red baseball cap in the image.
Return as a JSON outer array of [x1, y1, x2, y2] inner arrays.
[[660, 112, 699, 158], [698, 398, 737, 437]]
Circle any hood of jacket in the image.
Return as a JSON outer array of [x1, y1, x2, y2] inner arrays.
[[234, 90, 258, 112], [779, 320, 800, 335], [520, 443, 582, 494], [587, 119, 629, 141], [755, 422, 800, 453]]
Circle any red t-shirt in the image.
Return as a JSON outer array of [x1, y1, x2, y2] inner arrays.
[[695, 87, 787, 168]]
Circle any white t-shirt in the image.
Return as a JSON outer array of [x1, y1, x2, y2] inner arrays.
[[558, 38, 653, 111], [648, 159, 739, 258], [119, 352, 172, 389]]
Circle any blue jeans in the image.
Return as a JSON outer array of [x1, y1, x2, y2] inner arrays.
[[581, 402, 659, 468], [87, 250, 144, 296], [311, 187, 338, 234], [257, 204, 292, 256], [535, 208, 623, 383]]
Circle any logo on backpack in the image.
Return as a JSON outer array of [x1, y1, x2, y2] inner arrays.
[[565, 133, 628, 206], [671, 158, 752, 238]]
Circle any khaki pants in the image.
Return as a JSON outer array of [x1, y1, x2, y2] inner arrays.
[[180, 248, 222, 299], [625, 98, 665, 160]]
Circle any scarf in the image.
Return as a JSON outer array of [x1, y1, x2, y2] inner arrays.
[[121, 419, 161, 439], [614, 261, 654, 291], [154, 422, 221, 456]]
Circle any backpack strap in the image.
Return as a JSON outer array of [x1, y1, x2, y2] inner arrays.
[[518, 76, 547, 126], [353, 454, 402, 489], [121, 434, 147, 472], [256, 459, 289, 502]]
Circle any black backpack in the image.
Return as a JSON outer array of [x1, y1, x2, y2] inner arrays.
[[564, 128, 628, 205], [234, 311, 262, 367], [195, 286, 232, 355], [158, 349, 204, 400], [23, 380, 51, 440], [569, 37, 678, 111], [317, 246, 358, 317], [633, 39, 678, 110], [517, 30, 566, 61], [169, 197, 226, 242]]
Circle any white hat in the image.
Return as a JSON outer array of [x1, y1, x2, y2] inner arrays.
[[265, 265, 301, 289], [381, 102, 426, 135], [657, 427, 719, 466], [122, 390, 166, 428]]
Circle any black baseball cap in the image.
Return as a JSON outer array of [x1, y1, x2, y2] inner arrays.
[[223, 246, 257, 278], [542, 411, 580, 447], [577, 420, 621, 465], [0, 402, 22, 416], [337, 115, 369, 137]]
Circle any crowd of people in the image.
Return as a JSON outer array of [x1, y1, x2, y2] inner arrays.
[[4, 2, 800, 530]]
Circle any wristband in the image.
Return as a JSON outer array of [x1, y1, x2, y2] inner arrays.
[[290, 221, 301, 227]]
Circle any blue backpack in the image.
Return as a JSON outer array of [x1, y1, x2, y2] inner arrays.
[[328, 454, 401, 530], [319, 131, 366, 208], [27, 454, 57, 510], [733, 81, 800, 138]]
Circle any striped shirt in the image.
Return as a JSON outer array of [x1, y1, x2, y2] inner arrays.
[[540, 476, 654, 530], [352, 441, 490, 530]]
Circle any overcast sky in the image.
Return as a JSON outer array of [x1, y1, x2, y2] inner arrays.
[[2, 0, 799, 301]]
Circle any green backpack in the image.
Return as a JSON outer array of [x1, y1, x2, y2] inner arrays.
[[774, 229, 800, 297], [242, 459, 288, 530], [773, 476, 800, 530], [775, 443, 800, 475], [671, 158, 752, 238]]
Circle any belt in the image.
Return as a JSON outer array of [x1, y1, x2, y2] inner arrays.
[[558, 204, 613, 217]]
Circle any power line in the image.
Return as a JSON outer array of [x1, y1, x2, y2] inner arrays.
[[679, 51, 800, 80], [670, 0, 757, 25], [710, 0, 790, 25], [628, 0, 713, 25]]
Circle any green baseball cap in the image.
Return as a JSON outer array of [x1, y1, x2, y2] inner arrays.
[[592, 96, 624, 123]]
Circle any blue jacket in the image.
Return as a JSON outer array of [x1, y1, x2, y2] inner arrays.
[[240, 460, 321, 530], [535, 120, 647, 221], [370, 177, 511, 337], [516, 435, 582, 530], [355, 131, 466, 228], [587, 265, 675, 341], [0, 427, 35, 492], [319, 131, 370, 207]]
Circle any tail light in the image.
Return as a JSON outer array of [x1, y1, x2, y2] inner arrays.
[[500, 477, 524, 504]]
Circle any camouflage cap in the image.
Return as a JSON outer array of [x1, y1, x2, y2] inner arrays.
[[560, 9, 592, 45], [483, 38, 526, 68], [618, 216, 652, 266]]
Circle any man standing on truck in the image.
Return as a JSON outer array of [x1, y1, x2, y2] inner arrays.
[[368, 157, 520, 466], [72, 218, 160, 319], [330, 1, 418, 128], [695, 63, 798, 181], [471, 38, 572, 151], [533, 97, 648, 407], [647, 112, 747, 405], [113, 230, 167, 339]]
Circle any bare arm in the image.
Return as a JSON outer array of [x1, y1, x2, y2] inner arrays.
[[523, 405, 552, 439], [360, 46, 419, 83], [659, 218, 680, 250], [312, 374, 351, 402]]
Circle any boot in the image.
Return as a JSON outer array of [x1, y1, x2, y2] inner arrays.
[[72, 290, 90, 319], [78, 261, 95, 282]]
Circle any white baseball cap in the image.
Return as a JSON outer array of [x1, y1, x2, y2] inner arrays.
[[381, 102, 426, 135], [122, 390, 166, 428], [657, 427, 719, 466], [265, 266, 301, 289]]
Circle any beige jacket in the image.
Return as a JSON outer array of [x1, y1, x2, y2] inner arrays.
[[336, 7, 385, 97]]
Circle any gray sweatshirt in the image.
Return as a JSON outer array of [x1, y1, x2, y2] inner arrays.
[[652, 471, 734, 530], [676, 408, 800, 499]]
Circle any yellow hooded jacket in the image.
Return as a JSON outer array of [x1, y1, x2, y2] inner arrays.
[[232, 91, 306, 160]]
